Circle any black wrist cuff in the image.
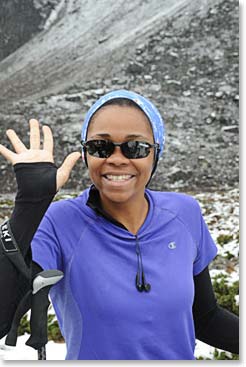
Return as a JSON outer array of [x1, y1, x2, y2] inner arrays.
[[13, 162, 57, 202]]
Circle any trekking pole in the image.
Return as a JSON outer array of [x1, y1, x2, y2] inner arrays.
[[25, 270, 64, 360], [5, 289, 32, 347]]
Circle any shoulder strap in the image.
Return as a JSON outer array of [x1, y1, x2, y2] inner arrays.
[[0, 220, 31, 280]]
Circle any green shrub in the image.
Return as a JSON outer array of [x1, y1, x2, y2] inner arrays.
[[216, 234, 233, 246], [18, 314, 30, 336], [225, 252, 235, 260], [197, 349, 239, 360], [212, 273, 239, 315], [213, 349, 239, 360], [47, 314, 64, 342]]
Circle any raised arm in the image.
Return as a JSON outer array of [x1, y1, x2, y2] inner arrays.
[[0, 119, 81, 339], [0, 118, 81, 190]]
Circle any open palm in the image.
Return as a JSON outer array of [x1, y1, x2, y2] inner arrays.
[[0, 119, 81, 190]]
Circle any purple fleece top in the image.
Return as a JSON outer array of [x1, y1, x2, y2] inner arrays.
[[31, 187, 217, 360]]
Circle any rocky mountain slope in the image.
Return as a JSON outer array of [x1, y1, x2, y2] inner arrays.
[[0, 0, 239, 194], [0, 0, 62, 62]]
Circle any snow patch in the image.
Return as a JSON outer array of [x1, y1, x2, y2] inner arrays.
[[43, 0, 67, 30]]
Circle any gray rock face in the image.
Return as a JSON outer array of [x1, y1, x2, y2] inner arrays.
[[0, 0, 62, 62], [0, 0, 239, 194], [0, 0, 42, 62]]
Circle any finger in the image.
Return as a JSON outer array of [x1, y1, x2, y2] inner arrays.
[[42, 125, 53, 153], [56, 152, 81, 190], [6, 129, 27, 153], [0, 143, 17, 163], [29, 119, 40, 150]]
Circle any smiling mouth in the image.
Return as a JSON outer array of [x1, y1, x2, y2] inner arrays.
[[102, 174, 134, 182]]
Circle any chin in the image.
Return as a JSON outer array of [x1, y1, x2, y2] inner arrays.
[[101, 190, 135, 204]]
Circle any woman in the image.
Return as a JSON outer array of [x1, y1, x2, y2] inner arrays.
[[0, 90, 239, 360]]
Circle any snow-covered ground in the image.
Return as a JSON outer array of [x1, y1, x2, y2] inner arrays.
[[0, 334, 66, 360], [0, 188, 240, 361], [0, 334, 233, 361]]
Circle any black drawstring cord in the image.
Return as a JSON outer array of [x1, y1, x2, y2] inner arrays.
[[135, 241, 143, 292], [135, 237, 151, 293]]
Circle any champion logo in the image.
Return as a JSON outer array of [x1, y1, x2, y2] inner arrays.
[[168, 241, 176, 250]]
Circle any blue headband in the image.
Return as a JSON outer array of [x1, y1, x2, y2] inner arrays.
[[81, 89, 165, 160]]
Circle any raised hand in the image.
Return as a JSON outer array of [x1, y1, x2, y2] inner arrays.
[[0, 119, 81, 190]]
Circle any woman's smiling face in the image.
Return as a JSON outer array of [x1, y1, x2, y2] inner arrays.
[[85, 104, 155, 206]]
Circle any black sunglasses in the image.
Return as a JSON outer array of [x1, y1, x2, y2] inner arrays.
[[81, 140, 159, 159]]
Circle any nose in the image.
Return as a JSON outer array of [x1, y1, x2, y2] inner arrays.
[[106, 146, 129, 165]]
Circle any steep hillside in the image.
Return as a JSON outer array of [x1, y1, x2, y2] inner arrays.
[[0, 0, 239, 194], [0, 0, 215, 102]]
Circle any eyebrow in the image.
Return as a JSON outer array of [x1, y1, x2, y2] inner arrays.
[[89, 133, 148, 139]]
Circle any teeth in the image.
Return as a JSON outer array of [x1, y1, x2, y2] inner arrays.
[[105, 175, 132, 181]]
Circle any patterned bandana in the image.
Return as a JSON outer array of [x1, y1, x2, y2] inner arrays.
[[81, 89, 165, 162]]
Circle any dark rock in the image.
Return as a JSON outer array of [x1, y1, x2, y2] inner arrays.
[[167, 168, 192, 182], [221, 126, 239, 134], [126, 61, 144, 74], [136, 44, 145, 54], [98, 35, 111, 44], [65, 94, 81, 102]]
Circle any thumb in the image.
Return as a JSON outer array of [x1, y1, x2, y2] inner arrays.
[[56, 152, 81, 190]]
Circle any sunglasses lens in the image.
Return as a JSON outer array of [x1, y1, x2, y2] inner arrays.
[[85, 140, 114, 158], [122, 141, 151, 159], [84, 140, 152, 159]]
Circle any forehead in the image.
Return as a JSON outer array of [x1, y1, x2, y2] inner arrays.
[[87, 105, 153, 139]]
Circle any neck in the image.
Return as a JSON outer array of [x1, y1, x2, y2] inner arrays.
[[100, 193, 149, 235]]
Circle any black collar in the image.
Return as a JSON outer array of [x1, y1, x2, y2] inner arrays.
[[86, 185, 127, 229]]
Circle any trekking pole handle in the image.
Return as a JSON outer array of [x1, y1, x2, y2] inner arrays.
[[25, 270, 64, 351]]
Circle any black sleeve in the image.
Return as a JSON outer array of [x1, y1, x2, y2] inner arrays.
[[193, 266, 239, 354], [0, 162, 57, 338], [9, 162, 57, 259]]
